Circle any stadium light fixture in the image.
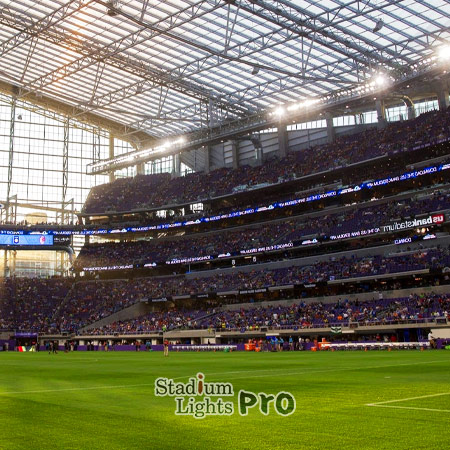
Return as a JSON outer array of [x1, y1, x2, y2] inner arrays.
[[286, 98, 319, 112], [374, 73, 388, 87], [273, 107, 285, 117], [437, 44, 450, 61], [287, 103, 300, 112]]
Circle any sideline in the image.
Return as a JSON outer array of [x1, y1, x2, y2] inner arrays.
[[1, 358, 448, 396]]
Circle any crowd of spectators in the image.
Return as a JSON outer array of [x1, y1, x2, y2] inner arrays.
[[56, 279, 151, 332], [84, 309, 210, 335], [201, 293, 450, 331], [85, 292, 450, 334], [1, 246, 449, 333], [75, 190, 450, 269], [0, 278, 73, 333], [83, 108, 450, 214]]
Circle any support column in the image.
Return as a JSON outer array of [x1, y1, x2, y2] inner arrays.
[[375, 99, 387, 129], [231, 140, 239, 169], [136, 163, 145, 175], [254, 144, 263, 165], [325, 112, 335, 143], [436, 81, 450, 111], [108, 133, 115, 183], [3, 250, 8, 278], [204, 145, 211, 173], [278, 122, 288, 158], [208, 98, 215, 128], [6, 195, 17, 225], [10, 250, 16, 277], [173, 153, 181, 177], [61, 117, 69, 223], [402, 96, 416, 120], [6, 98, 15, 203]]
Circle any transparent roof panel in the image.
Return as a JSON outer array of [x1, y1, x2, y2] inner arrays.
[[0, 0, 449, 139]]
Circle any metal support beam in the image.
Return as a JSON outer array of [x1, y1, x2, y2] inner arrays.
[[6, 99, 15, 205], [0, 1, 94, 59], [5, 195, 17, 226], [0, 79, 153, 149], [62, 117, 69, 210], [9, 0, 247, 118], [85, 48, 450, 175], [55, 250, 67, 277], [109, 133, 115, 182], [236, 0, 404, 70]]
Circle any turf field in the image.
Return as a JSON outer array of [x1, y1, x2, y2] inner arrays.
[[0, 350, 449, 450]]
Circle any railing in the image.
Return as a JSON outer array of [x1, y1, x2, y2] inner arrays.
[[75, 316, 448, 336], [208, 317, 447, 333], [171, 345, 237, 352]]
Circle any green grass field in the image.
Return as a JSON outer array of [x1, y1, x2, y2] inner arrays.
[[0, 350, 449, 450]]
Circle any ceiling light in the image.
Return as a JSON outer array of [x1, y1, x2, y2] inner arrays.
[[438, 44, 450, 61], [375, 74, 387, 86], [273, 107, 285, 116]]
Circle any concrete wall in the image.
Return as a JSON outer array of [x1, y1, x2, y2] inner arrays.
[[79, 300, 151, 332], [431, 328, 450, 339]]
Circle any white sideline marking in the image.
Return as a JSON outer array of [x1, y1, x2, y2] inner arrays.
[[367, 405, 450, 413], [0, 359, 448, 396], [366, 392, 450, 413], [0, 383, 156, 395], [222, 359, 449, 381], [367, 392, 450, 405]]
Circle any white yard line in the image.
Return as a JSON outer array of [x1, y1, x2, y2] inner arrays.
[[1, 358, 448, 396], [0, 383, 156, 395], [224, 359, 450, 381], [367, 392, 450, 406], [367, 405, 450, 413], [366, 392, 450, 413]]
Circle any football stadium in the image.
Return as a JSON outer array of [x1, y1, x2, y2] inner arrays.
[[1, 1, 450, 449]]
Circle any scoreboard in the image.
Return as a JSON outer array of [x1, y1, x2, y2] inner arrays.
[[0, 234, 54, 246]]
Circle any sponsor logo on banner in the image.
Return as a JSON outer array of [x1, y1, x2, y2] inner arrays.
[[381, 214, 446, 233]]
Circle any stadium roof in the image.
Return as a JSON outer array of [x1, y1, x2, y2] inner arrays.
[[0, 0, 450, 148]]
